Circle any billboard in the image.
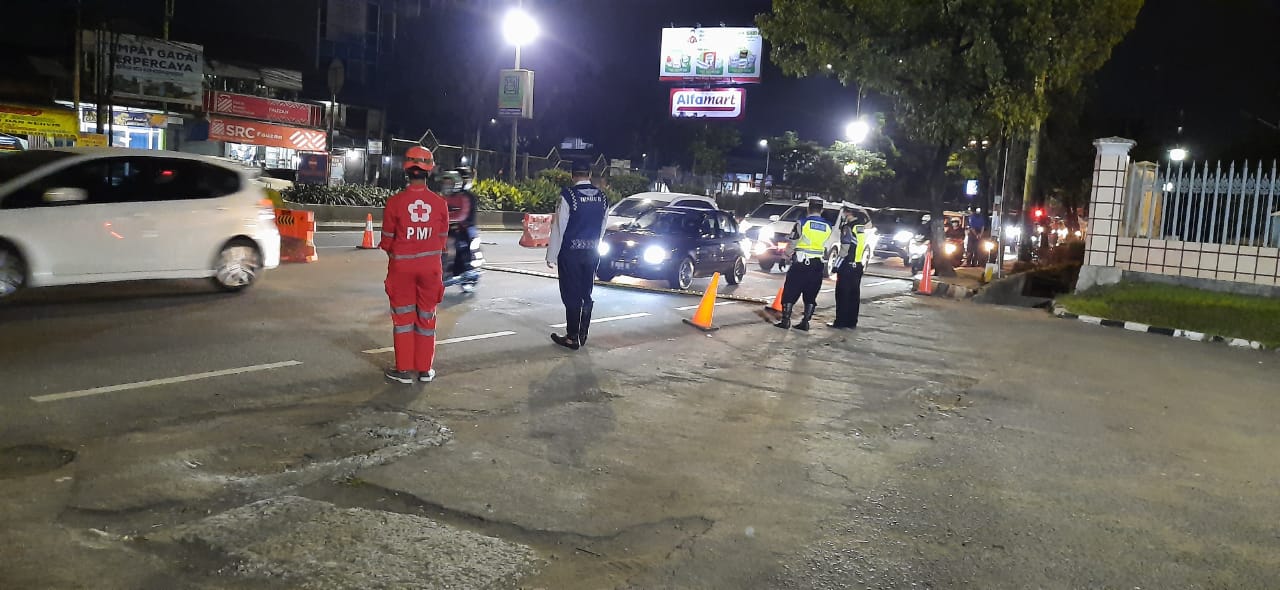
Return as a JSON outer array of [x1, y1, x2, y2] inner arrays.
[[297, 153, 330, 185], [660, 27, 762, 84], [208, 116, 327, 151], [84, 31, 204, 106], [206, 91, 322, 127], [669, 88, 745, 119], [0, 104, 79, 137]]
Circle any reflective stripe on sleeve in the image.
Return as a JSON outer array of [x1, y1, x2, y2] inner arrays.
[[390, 250, 443, 260]]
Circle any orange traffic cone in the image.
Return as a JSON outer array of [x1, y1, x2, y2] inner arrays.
[[919, 248, 934, 294], [358, 213, 376, 249], [767, 285, 784, 313], [682, 272, 722, 332]]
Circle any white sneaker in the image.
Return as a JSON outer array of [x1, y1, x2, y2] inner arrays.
[[460, 283, 476, 293], [419, 369, 436, 383]]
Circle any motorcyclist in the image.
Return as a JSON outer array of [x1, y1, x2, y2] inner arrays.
[[441, 167, 481, 293]]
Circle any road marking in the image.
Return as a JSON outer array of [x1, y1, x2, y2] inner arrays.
[[675, 301, 733, 311], [550, 312, 649, 328], [362, 330, 518, 354], [30, 361, 303, 403], [864, 280, 901, 287]]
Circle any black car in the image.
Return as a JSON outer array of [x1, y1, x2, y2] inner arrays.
[[872, 208, 930, 264], [597, 207, 748, 290]]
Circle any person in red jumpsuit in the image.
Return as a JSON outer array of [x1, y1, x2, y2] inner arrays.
[[380, 146, 449, 384]]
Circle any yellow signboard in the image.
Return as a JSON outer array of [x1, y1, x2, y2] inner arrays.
[[0, 104, 79, 138], [77, 133, 109, 147]]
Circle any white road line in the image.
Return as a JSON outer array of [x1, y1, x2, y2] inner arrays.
[[675, 301, 734, 311], [30, 361, 303, 403], [550, 312, 650, 328], [362, 330, 518, 354]]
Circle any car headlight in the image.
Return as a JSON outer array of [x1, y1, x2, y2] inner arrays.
[[1005, 226, 1022, 239], [642, 245, 668, 264], [753, 241, 769, 255], [597, 241, 611, 256], [983, 240, 996, 252], [893, 230, 914, 243], [944, 243, 958, 255]]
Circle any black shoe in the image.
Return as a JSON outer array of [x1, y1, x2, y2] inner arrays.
[[384, 368, 415, 384], [795, 304, 816, 331], [551, 333, 580, 350], [774, 303, 794, 329]]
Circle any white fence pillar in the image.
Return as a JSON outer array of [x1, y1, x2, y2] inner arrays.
[[1077, 137, 1136, 291]]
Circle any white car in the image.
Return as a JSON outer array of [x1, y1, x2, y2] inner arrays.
[[751, 201, 875, 275], [738, 199, 800, 254], [0, 148, 280, 299], [607, 191, 717, 230]]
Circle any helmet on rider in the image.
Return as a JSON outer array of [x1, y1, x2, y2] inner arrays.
[[403, 146, 435, 180], [437, 170, 463, 194], [455, 166, 475, 191]]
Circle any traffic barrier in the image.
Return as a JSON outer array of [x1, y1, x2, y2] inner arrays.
[[275, 208, 317, 263], [519, 213, 553, 248], [918, 248, 934, 294], [358, 213, 377, 249], [767, 285, 784, 313], [682, 272, 722, 332]]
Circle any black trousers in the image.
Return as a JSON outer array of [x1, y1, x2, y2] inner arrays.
[[832, 261, 863, 328], [450, 227, 472, 277], [781, 256, 824, 306], [558, 249, 599, 337]]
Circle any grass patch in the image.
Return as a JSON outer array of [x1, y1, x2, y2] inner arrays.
[[1058, 282, 1280, 347]]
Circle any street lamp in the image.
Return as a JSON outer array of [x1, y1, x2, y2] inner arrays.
[[1169, 147, 1188, 162], [759, 139, 771, 193], [845, 119, 871, 144], [502, 7, 539, 181]]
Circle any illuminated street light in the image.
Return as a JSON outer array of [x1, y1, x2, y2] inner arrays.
[[759, 139, 771, 192], [502, 8, 539, 48], [845, 119, 871, 144], [1169, 148, 1188, 162]]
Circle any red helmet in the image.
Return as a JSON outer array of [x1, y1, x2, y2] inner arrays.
[[403, 146, 435, 172]]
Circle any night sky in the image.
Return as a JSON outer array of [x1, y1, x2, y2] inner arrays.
[[3, 0, 1277, 167]]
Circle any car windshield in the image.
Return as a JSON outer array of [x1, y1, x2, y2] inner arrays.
[[748, 203, 791, 219], [612, 197, 670, 218], [631, 210, 701, 236], [779, 206, 805, 222], [873, 210, 928, 228], [0, 150, 76, 182]]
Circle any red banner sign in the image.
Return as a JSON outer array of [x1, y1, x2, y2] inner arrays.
[[208, 116, 327, 151], [205, 91, 321, 127]]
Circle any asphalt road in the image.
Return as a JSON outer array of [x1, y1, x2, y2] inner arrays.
[[3, 233, 1278, 589]]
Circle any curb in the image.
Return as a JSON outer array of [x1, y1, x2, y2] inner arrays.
[[911, 277, 978, 300], [1052, 305, 1275, 351]]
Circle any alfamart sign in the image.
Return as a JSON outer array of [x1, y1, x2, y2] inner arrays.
[[669, 88, 745, 120]]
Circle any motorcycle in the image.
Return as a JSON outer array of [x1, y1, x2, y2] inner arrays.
[[442, 224, 483, 293]]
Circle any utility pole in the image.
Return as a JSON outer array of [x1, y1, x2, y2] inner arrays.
[[510, 43, 520, 182], [72, 1, 82, 115]]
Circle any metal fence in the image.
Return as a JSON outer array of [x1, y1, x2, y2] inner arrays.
[[385, 131, 572, 191], [1126, 159, 1280, 248]]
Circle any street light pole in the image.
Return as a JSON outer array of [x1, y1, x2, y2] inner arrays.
[[759, 139, 770, 193], [511, 45, 520, 182]]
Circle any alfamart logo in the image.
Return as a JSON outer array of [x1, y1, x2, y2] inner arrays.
[[669, 88, 745, 119]]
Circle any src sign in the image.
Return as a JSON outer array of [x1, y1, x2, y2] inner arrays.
[[669, 88, 745, 120], [208, 116, 327, 151]]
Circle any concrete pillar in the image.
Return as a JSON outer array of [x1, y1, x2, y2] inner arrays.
[[1076, 137, 1135, 291]]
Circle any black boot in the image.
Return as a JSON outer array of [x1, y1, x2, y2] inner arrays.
[[795, 304, 816, 331], [774, 303, 794, 329], [579, 302, 594, 347]]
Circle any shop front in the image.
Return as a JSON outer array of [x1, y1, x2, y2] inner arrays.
[[207, 115, 328, 177], [0, 103, 79, 149], [75, 104, 172, 150]]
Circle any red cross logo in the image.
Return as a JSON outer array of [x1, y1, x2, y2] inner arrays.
[[409, 199, 432, 223]]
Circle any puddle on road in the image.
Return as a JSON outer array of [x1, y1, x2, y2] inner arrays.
[[0, 444, 76, 479]]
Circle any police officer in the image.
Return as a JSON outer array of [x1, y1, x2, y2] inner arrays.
[[775, 199, 833, 331], [828, 206, 868, 329], [547, 160, 609, 350], [380, 146, 450, 384]]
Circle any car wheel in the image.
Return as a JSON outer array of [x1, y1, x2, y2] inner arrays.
[[669, 257, 695, 290], [596, 267, 616, 282], [0, 245, 27, 300], [757, 260, 775, 273], [211, 239, 262, 292], [725, 256, 746, 285]]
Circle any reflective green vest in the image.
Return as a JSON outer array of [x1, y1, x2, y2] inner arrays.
[[852, 224, 869, 265], [795, 217, 832, 259]]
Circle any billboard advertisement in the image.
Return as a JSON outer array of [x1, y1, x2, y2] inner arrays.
[[0, 104, 79, 137], [84, 31, 204, 106], [208, 116, 328, 151], [660, 27, 762, 84], [297, 153, 330, 185], [206, 91, 322, 127], [669, 88, 745, 119]]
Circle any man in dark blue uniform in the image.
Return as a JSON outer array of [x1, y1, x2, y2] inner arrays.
[[547, 160, 609, 350]]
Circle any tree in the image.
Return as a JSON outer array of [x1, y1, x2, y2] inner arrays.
[[760, 0, 1142, 275], [688, 124, 741, 179]]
